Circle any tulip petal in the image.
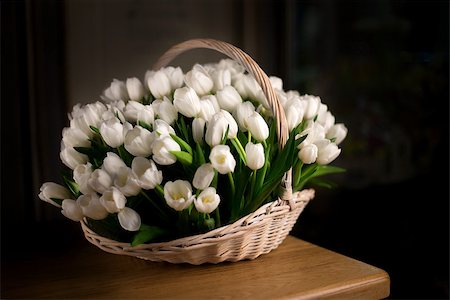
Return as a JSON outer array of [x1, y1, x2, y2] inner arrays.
[[118, 207, 141, 231]]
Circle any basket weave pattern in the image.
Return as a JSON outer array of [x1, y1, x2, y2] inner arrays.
[[80, 39, 315, 264]]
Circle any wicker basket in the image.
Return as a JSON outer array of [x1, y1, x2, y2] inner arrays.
[[80, 39, 315, 265]]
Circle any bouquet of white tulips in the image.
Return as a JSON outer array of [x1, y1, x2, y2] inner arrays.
[[39, 52, 347, 247]]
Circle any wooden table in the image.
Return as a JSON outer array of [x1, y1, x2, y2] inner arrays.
[[3, 236, 390, 299]]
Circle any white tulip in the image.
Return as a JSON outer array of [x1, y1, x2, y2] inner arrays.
[[154, 119, 175, 137], [114, 167, 141, 196], [193, 163, 215, 190], [155, 97, 178, 125], [124, 100, 144, 122], [209, 145, 236, 174], [147, 69, 171, 99], [298, 144, 318, 164], [270, 76, 283, 91], [220, 110, 238, 139], [199, 96, 218, 121], [301, 95, 321, 120], [100, 186, 126, 213], [245, 142, 265, 170], [102, 152, 127, 177], [126, 77, 145, 102], [317, 108, 335, 131], [315, 139, 341, 165], [69, 102, 106, 137], [233, 101, 255, 132], [118, 207, 141, 231], [38, 182, 72, 207], [163, 66, 184, 90], [205, 112, 228, 146], [210, 68, 231, 92], [61, 199, 84, 221], [124, 126, 154, 157], [284, 98, 305, 131], [88, 168, 113, 194], [102, 102, 126, 124], [62, 127, 90, 148], [152, 136, 181, 165], [73, 162, 94, 194], [131, 157, 162, 189], [77, 193, 108, 220], [216, 85, 242, 112], [173, 87, 201, 118], [192, 118, 206, 144], [216, 59, 245, 78], [60, 144, 88, 170], [164, 180, 194, 211], [326, 123, 348, 145], [102, 79, 129, 102], [184, 64, 213, 96], [194, 187, 220, 214], [299, 122, 326, 148], [100, 118, 126, 148], [246, 112, 269, 142]]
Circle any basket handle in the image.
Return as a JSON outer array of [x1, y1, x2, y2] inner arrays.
[[152, 38, 289, 148]]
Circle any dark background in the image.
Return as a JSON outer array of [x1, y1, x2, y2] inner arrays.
[[2, 0, 449, 298]]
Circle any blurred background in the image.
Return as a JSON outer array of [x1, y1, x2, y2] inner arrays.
[[2, 0, 448, 298]]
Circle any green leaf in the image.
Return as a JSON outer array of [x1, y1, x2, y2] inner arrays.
[[313, 165, 346, 177], [308, 178, 339, 189], [117, 145, 134, 166], [170, 150, 193, 166], [170, 133, 193, 155], [62, 174, 80, 198], [221, 125, 230, 145], [230, 138, 247, 164], [131, 224, 167, 246], [90, 126, 100, 135], [195, 142, 206, 165], [49, 197, 64, 206], [137, 120, 152, 131], [73, 146, 93, 156]]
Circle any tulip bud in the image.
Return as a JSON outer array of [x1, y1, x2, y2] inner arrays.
[[77, 193, 108, 220], [199, 96, 218, 122], [88, 168, 113, 194], [126, 77, 145, 102], [147, 69, 171, 99], [220, 110, 238, 139], [302, 95, 321, 120], [246, 112, 269, 142], [209, 145, 236, 174], [210, 68, 231, 92], [194, 187, 220, 214], [118, 207, 141, 231], [245, 142, 265, 170], [326, 123, 348, 145], [114, 167, 141, 196], [164, 180, 194, 211], [205, 112, 229, 147], [192, 118, 206, 144], [315, 139, 341, 165], [298, 144, 318, 164], [216, 85, 242, 112], [193, 163, 215, 190], [100, 118, 126, 148], [154, 119, 175, 138], [284, 98, 305, 131], [155, 97, 178, 125], [73, 163, 94, 195], [299, 122, 326, 148], [233, 101, 255, 132], [152, 136, 181, 165], [124, 126, 155, 157], [61, 199, 84, 221], [269, 76, 283, 91], [62, 127, 90, 148], [184, 64, 213, 96], [102, 152, 127, 177], [102, 79, 129, 102], [60, 144, 88, 170], [39, 182, 73, 207], [173, 87, 202, 118], [100, 187, 126, 213], [163, 66, 184, 90], [131, 157, 163, 189]]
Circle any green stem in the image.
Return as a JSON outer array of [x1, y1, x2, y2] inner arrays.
[[233, 137, 247, 164], [215, 207, 221, 227], [155, 184, 164, 198], [248, 131, 252, 143], [228, 172, 236, 197], [249, 170, 257, 203], [293, 161, 303, 191]]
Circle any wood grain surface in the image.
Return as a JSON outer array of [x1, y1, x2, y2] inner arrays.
[[2, 236, 390, 299]]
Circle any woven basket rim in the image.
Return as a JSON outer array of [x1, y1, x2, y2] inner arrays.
[[81, 189, 315, 250]]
